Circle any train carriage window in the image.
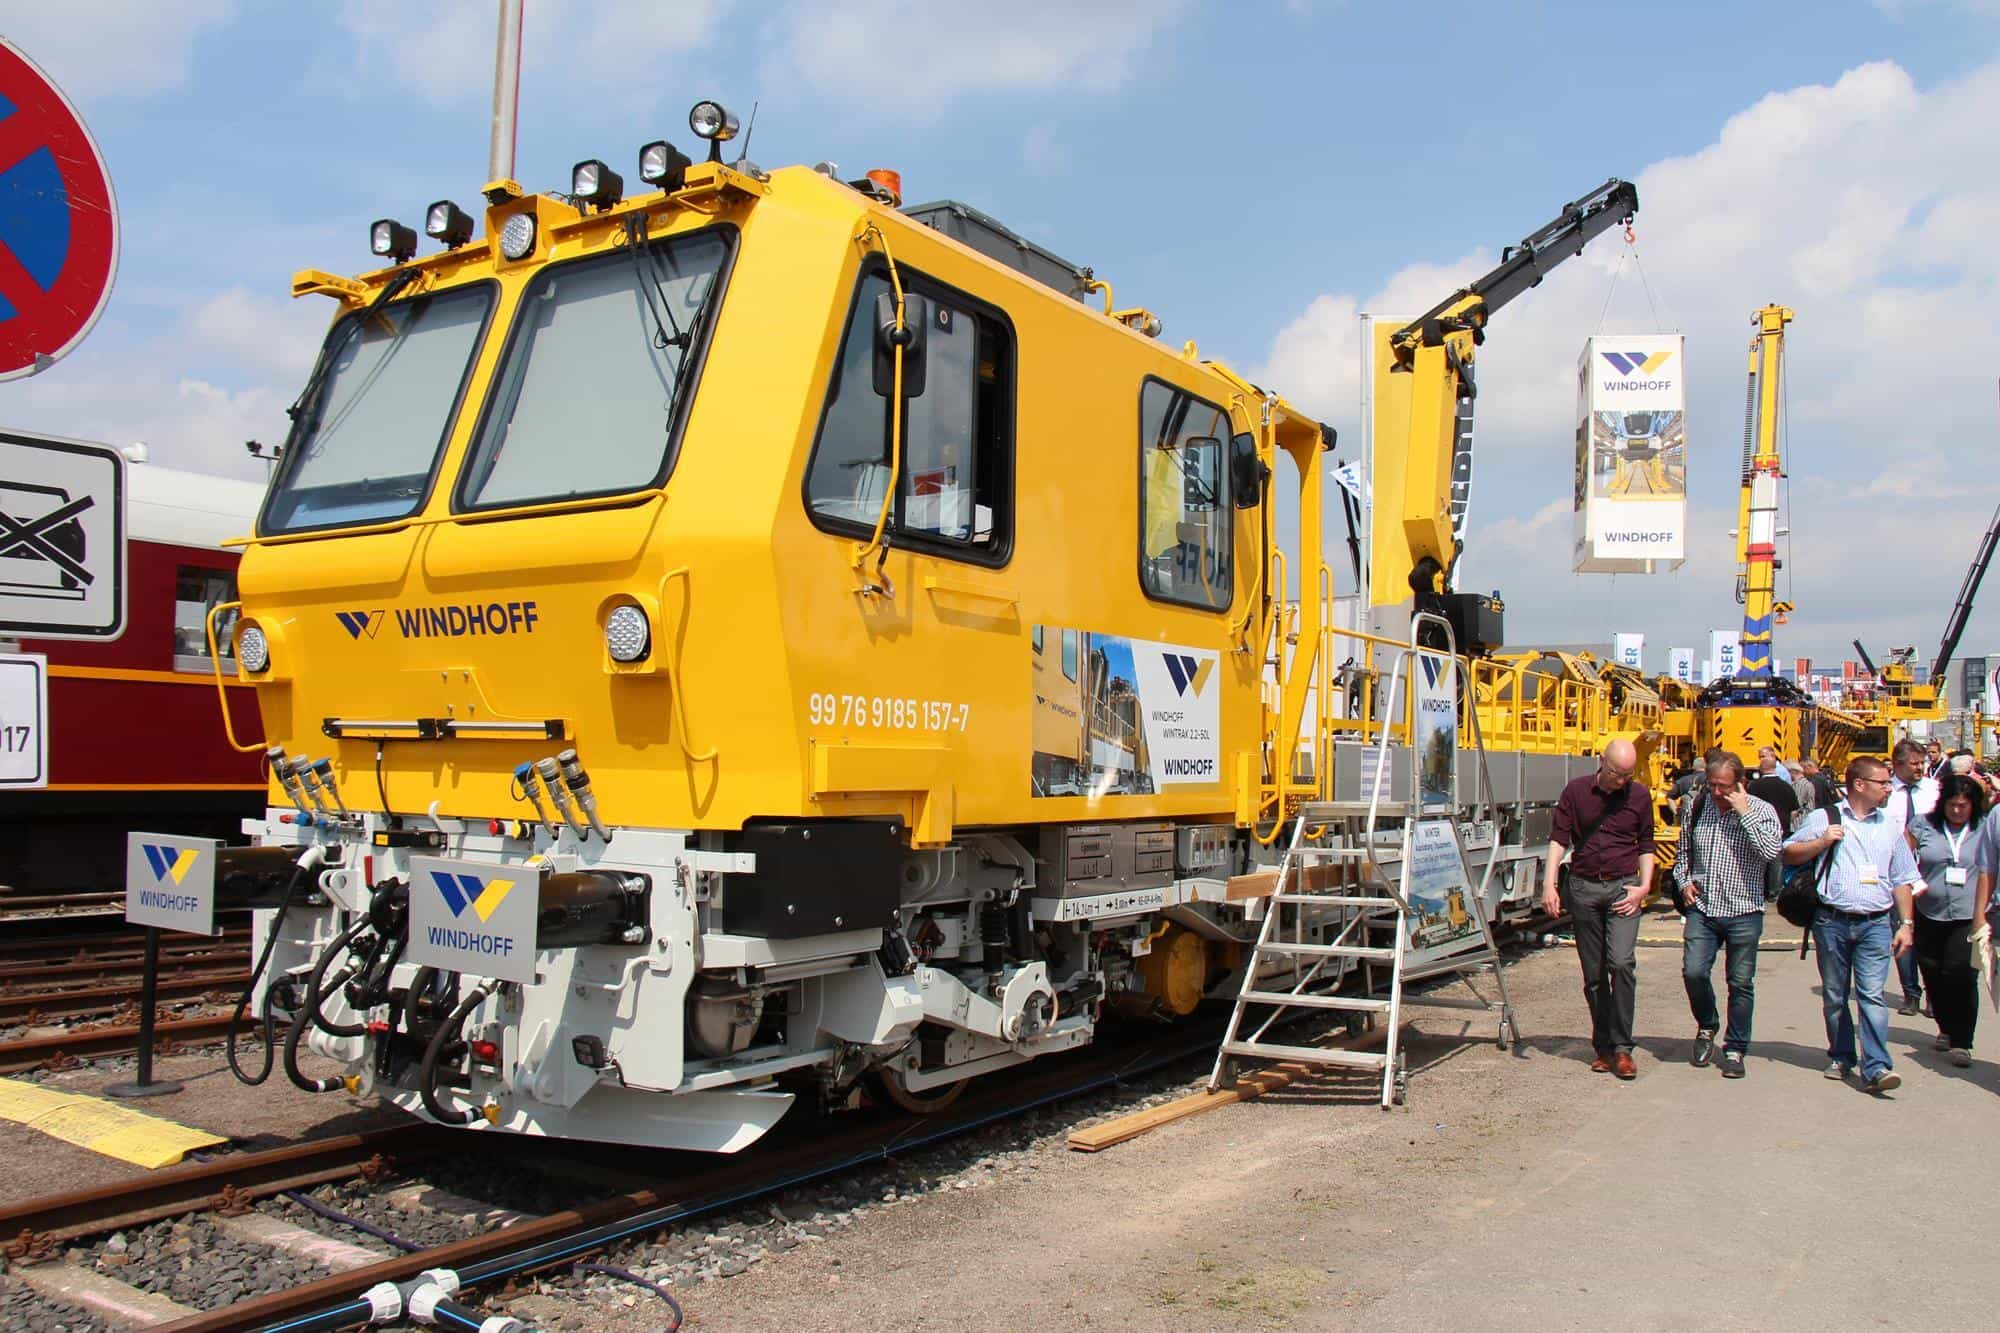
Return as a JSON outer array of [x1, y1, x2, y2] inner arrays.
[[1138, 379, 1232, 610], [460, 229, 732, 510], [173, 567, 237, 674], [806, 269, 1013, 561]]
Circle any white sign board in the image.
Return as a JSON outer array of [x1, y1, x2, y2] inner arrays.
[[1669, 648, 1695, 682], [1613, 633, 1644, 670], [1413, 651, 1456, 812], [408, 853, 539, 984], [0, 431, 125, 639], [1572, 334, 1687, 573], [125, 831, 217, 934], [0, 653, 47, 786], [1710, 629, 1741, 680]]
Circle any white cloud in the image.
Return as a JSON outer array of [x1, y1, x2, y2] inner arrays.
[[767, 0, 1193, 109], [1252, 59, 2000, 663], [183, 288, 324, 380], [0, 1, 233, 101], [334, 0, 733, 106]]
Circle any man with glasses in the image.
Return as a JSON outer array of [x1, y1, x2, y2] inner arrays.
[[1542, 738, 1656, 1079], [1886, 738, 1939, 1015], [1674, 752, 1784, 1078], [1783, 757, 1923, 1093]]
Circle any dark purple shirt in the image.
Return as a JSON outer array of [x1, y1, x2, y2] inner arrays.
[[1551, 773, 1655, 880]]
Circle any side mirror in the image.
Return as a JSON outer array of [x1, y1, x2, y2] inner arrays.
[[873, 291, 928, 398], [1230, 433, 1268, 509]]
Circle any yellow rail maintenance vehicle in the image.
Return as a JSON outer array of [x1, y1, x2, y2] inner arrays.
[[216, 104, 1636, 1151]]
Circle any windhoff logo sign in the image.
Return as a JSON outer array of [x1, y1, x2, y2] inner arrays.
[[1162, 652, 1214, 698], [336, 601, 540, 641], [408, 855, 537, 983], [1599, 348, 1675, 391], [125, 832, 216, 933]]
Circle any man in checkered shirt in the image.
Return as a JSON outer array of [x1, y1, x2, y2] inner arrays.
[[1674, 751, 1784, 1078]]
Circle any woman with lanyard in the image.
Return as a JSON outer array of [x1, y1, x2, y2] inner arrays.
[[1905, 772, 1991, 1065]]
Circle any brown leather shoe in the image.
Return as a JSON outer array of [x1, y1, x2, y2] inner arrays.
[[1590, 1056, 1612, 1073], [1613, 1052, 1637, 1080]]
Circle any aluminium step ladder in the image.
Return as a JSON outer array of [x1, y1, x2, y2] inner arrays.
[[1207, 613, 1521, 1109]]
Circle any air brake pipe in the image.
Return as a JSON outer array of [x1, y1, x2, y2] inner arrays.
[[535, 757, 590, 842], [292, 757, 337, 822], [419, 979, 498, 1126], [312, 757, 353, 819], [514, 763, 559, 838], [269, 746, 316, 824], [555, 749, 613, 842]]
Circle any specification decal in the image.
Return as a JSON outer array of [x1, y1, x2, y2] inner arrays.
[[807, 692, 969, 733]]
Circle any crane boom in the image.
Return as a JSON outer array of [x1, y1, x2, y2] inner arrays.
[[1736, 305, 1793, 679], [1932, 499, 2000, 684], [1370, 177, 1639, 639]]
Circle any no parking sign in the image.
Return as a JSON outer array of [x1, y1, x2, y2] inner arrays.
[[0, 39, 118, 381]]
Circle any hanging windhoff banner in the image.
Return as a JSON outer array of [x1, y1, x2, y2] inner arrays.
[[1572, 334, 1687, 573]]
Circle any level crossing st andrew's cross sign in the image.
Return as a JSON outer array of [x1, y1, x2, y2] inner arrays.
[[0, 38, 117, 381]]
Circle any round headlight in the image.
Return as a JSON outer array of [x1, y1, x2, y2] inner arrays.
[[499, 211, 537, 261], [605, 605, 650, 663], [238, 623, 270, 673], [688, 100, 738, 142]]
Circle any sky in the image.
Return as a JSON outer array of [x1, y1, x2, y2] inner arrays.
[[4, 0, 2000, 676]]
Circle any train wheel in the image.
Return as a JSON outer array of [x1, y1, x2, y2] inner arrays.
[[872, 1067, 967, 1115]]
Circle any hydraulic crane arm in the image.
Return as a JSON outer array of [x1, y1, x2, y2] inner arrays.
[[1932, 499, 2000, 684], [1371, 178, 1638, 615]]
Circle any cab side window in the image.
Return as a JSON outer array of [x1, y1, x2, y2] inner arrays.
[[1139, 379, 1231, 610], [806, 270, 1013, 561]]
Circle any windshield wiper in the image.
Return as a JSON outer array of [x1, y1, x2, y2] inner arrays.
[[284, 267, 422, 455], [624, 213, 690, 352]]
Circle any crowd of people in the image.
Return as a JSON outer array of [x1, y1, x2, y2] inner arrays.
[[1545, 736, 1999, 1093]]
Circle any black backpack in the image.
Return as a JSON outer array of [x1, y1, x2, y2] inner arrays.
[[1776, 804, 1842, 929]]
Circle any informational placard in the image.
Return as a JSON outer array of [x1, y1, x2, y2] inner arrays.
[[1669, 648, 1695, 682], [1572, 334, 1686, 573], [1613, 633, 1644, 670], [1404, 818, 1483, 958], [0, 430, 124, 637], [0, 652, 46, 786], [1413, 650, 1456, 812], [408, 854, 538, 984], [1029, 625, 1220, 798], [125, 832, 217, 934]]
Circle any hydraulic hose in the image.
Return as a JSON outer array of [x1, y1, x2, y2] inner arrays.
[[418, 979, 494, 1126], [225, 847, 326, 1086], [307, 915, 374, 1038]]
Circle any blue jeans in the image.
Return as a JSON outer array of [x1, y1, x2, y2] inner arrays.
[[1683, 906, 1763, 1053], [1894, 909, 1923, 1003], [1813, 912, 1894, 1081]]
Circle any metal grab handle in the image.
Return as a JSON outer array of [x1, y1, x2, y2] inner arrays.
[[657, 566, 718, 764], [205, 600, 264, 755]]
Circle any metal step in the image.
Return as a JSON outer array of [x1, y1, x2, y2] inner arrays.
[[1221, 1039, 1388, 1070], [1296, 801, 1381, 821], [1270, 893, 1401, 908], [1240, 990, 1392, 1012], [1254, 941, 1397, 960]]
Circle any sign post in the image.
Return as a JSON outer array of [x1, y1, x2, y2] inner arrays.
[[0, 38, 119, 381], [112, 833, 220, 1097]]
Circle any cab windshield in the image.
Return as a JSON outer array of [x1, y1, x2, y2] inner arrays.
[[262, 284, 493, 534], [456, 227, 731, 510]]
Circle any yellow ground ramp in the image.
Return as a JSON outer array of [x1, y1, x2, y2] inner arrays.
[[0, 1076, 225, 1168]]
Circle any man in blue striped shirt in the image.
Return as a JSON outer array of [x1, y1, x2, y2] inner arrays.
[[1674, 753, 1784, 1078], [1783, 755, 1924, 1093]]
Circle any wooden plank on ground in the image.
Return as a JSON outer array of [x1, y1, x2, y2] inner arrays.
[[1066, 1021, 1394, 1153]]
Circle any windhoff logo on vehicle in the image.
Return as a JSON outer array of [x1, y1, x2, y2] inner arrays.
[[335, 601, 540, 640]]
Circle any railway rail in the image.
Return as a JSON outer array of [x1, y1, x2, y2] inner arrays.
[[3, 1018, 1240, 1331]]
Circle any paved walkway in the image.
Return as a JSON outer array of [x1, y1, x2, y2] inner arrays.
[[1385, 921, 2000, 1329]]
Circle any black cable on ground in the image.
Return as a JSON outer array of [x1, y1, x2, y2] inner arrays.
[[281, 1189, 423, 1253], [225, 860, 313, 1087]]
